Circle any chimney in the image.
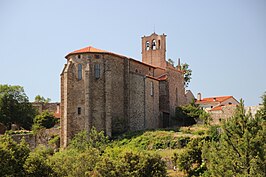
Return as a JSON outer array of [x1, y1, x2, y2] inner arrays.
[[56, 103, 60, 113], [197, 93, 201, 101], [177, 58, 181, 71]]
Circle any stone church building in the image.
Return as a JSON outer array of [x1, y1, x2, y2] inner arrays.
[[60, 33, 189, 147]]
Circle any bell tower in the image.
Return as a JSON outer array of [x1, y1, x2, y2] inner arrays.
[[141, 33, 167, 68]]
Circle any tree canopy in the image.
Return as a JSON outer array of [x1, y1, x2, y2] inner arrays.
[[0, 84, 36, 130], [202, 99, 266, 177], [181, 63, 192, 88], [34, 95, 51, 103]]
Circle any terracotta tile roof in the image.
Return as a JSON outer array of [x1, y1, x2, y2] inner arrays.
[[196, 96, 233, 104], [157, 74, 168, 81], [65, 46, 127, 58], [211, 106, 223, 111], [53, 112, 60, 119], [69, 46, 108, 54]]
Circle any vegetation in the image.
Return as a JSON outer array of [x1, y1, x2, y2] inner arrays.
[[0, 84, 36, 130], [176, 102, 211, 126], [32, 110, 57, 133], [181, 63, 192, 88], [0, 135, 30, 177], [0, 84, 265, 177], [202, 99, 266, 177], [34, 95, 51, 103], [166, 59, 192, 87]]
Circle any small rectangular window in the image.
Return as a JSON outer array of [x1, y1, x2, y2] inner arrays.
[[94, 64, 100, 79], [78, 107, 81, 115], [95, 55, 100, 59]]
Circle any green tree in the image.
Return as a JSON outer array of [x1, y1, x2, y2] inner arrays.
[[172, 137, 206, 176], [203, 99, 266, 177], [49, 148, 100, 177], [34, 95, 51, 103], [0, 135, 30, 177], [181, 63, 192, 87], [0, 84, 36, 130], [24, 145, 56, 177], [176, 102, 211, 126], [69, 127, 109, 152], [32, 110, 57, 132], [96, 149, 167, 177]]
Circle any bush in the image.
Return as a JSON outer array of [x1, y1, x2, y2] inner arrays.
[[0, 135, 30, 177], [24, 145, 55, 177], [49, 148, 100, 177], [69, 127, 109, 152], [96, 149, 167, 177], [176, 102, 211, 126], [172, 137, 206, 176], [33, 111, 56, 132]]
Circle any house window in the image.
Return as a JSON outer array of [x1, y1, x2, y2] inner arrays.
[[78, 64, 82, 80], [94, 63, 100, 79], [146, 41, 150, 50], [77, 107, 81, 115], [77, 54, 81, 59], [152, 39, 156, 50], [150, 82, 154, 96]]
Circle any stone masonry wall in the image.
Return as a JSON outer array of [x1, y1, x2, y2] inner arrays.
[[167, 66, 186, 118], [129, 73, 145, 131], [210, 105, 237, 124], [145, 77, 160, 129]]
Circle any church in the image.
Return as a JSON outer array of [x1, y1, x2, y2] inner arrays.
[[60, 33, 190, 147]]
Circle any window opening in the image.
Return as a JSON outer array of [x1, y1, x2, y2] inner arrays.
[[78, 107, 81, 115], [150, 82, 154, 96], [152, 39, 156, 50], [78, 64, 82, 80], [94, 64, 100, 79], [95, 55, 100, 59], [146, 41, 150, 50]]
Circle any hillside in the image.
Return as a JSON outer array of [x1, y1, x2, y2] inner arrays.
[[111, 125, 210, 177]]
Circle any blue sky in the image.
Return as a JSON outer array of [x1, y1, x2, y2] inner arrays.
[[0, 0, 265, 106]]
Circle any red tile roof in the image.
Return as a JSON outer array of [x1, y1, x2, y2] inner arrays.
[[53, 112, 60, 119], [66, 46, 168, 70], [211, 106, 223, 111], [157, 74, 168, 81], [196, 96, 233, 104], [65, 46, 127, 58]]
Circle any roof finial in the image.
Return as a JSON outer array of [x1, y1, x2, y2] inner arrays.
[[153, 24, 156, 34]]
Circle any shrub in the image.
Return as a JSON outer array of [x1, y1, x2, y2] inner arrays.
[[33, 111, 56, 133], [0, 135, 30, 177]]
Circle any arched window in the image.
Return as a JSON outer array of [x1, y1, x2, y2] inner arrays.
[[146, 41, 150, 50], [78, 64, 82, 80], [158, 40, 161, 49], [94, 63, 100, 79], [150, 82, 154, 96], [152, 39, 156, 50]]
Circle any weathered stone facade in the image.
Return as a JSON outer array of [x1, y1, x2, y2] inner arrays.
[[60, 33, 187, 147]]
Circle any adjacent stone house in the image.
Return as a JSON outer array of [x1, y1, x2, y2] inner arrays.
[[32, 102, 61, 118], [196, 93, 240, 124], [60, 33, 188, 147]]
